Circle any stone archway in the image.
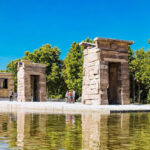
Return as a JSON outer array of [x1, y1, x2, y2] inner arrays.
[[17, 60, 47, 102], [80, 37, 134, 105]]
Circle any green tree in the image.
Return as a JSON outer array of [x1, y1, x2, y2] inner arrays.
[[129, 48, 150, 103], [63, 42, 83, 96], [0, 70, 6, 72], [6, 59, 21, 91], [128, 46, 135, 103], [84, 37, 95, 43], [147, 90, 150, 103], [63, 37, 95, 97], [130, 48, 145, 103], [140, 50, 150, 89], [23, 44, 66, 98]]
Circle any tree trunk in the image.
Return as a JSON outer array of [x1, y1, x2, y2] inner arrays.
[[132, 75, 135, 103], [138, 82, 141, 104]]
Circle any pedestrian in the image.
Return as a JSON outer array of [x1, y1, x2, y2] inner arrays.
[[9, 89, 13, 101], [15, 92, 17, 101], [68, 91, 73, 103], [65, 90, 69, 103], [72, 89, 76, 103]]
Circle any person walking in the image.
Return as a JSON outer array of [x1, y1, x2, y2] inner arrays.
[[68, 91, 73, 103], [9, 89, 13, 101], [65, 90, 69, 103], [15, 92, 17, 101], [72, 89, 76, 103]]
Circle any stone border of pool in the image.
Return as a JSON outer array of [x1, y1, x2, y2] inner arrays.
[[0, 101, 150, 114]]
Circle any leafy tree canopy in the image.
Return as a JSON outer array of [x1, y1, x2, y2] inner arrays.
[[84, 37, 95, 43], [63, 42, 83, 96], [6, 59, 21, 91], [23, 44, 66, 98]]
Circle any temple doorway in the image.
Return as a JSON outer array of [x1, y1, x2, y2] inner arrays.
[[17, 60, 47, 102], [31, 75, 39, 102], [108, 63, 121, 104]]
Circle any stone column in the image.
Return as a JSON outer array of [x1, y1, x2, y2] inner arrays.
[[100, 61, 109, 105], [17, 66, 25, 102], [81, 43, 101, 105], [120, 62, 130, 104], [39, 73, 47, 101]]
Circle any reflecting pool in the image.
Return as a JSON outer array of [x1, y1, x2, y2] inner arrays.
[[1, 112, 150, 150]]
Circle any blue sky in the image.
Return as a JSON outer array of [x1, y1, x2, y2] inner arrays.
[[0, 0, 150, 70]]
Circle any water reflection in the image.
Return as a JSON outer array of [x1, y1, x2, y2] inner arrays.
[[1, 112, 150, 149], [82, 113, 101, 150], [65, 115, 75, 125], [16, 112, 81, 150], [17, 112, 25, 148]]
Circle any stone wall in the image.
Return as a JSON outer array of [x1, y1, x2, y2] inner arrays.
[[17, 60, 47, 102], [82, 44, 101, 105], [81, 37, 133, 105], [0, 73, 14, 98]]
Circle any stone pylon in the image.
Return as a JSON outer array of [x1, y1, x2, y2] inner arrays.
[[80, 37, 134, 105], [17, 60, 47, 102]]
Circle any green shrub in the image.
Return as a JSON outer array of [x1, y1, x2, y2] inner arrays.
[[49, 94, 63, 99], [76, 97, 82, 102]]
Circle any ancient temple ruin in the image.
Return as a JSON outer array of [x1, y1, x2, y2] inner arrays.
[[0, 73, 14, 98], [17, 60, 47, 102], [80, 37, 134, 105]]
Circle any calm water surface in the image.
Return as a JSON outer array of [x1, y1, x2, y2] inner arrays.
[[0, 112, 150, 150]]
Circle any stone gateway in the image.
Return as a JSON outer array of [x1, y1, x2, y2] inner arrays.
[[80, 37, 134, 105], [17, 60, 47, 102]]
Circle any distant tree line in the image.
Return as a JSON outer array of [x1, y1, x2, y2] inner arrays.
[[1, 37, 150, 103]]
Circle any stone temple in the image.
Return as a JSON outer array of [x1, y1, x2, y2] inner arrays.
[[80, 37, 134, 105], [17, 60, 47, 102], [0, 73, 14, 98]]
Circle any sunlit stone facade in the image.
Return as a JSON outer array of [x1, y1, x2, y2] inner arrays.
[[17, 60, 47, 102], [80, 37, 134, 105], [0, 72, 14, 98]]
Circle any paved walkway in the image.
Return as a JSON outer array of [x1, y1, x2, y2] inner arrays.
[[0, 101, 150, 114]]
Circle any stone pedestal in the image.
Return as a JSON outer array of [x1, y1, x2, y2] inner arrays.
[[80, 37, 134, 105], [17, 60, 47, 102]]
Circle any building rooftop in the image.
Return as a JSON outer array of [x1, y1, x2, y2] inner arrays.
[[0, 72, 14, 75], [18, 60, 46, 68], [94, 37, 134, 45], [79, 42, 96, 47]]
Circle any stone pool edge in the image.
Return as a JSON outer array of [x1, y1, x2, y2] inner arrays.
[[0, 101, 150, 114]]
